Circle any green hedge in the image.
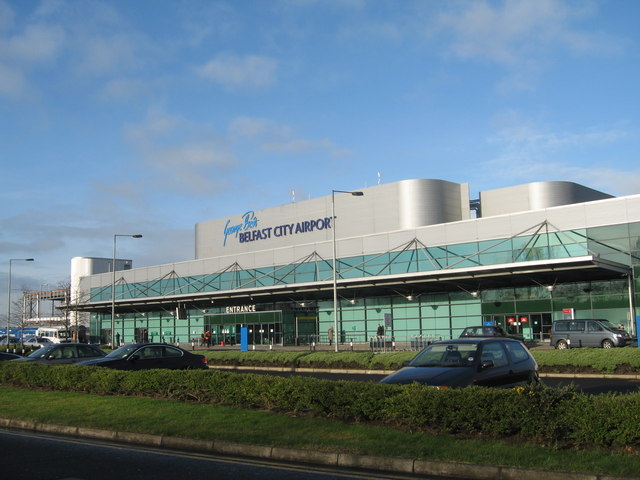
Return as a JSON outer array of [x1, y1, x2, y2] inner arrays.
[[199, 348, 640, 373], [1, 362, 639, 451]]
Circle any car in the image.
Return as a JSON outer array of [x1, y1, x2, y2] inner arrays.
[[459, 325, 525, 343], [0, 336, 20, 346], [380, 338, 538, 389], [22, 335, 53, 347], [550, 319, 631, 349], [0, 352, 21, 361], [11, 343, 106, 364], [75, 343, 208, 370]]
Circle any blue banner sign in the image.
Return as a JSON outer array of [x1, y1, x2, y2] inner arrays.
[[223, 211, 332, 246]]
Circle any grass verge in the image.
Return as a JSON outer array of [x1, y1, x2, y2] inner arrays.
[[1, 386, 639, 477]]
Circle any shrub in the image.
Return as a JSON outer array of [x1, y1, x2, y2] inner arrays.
[[1, 362, 639, 452]]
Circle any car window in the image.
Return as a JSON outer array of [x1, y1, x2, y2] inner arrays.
[[480, 343, 509, 367], [162, 347, 182, 358], [412, 343, 478, 367], [138, 346, 163, 358], [61, 346, 77, 359], [587, 321, 603, 332], [78, 345, 103, 358], [503, 341, 529, 364]]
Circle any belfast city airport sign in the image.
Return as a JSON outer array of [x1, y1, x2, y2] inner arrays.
[[223, 210, 332, 246]]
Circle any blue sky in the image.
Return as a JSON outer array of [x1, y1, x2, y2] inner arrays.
[[1, 0, 639, 315]]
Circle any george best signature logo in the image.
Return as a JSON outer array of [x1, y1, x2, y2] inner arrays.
[[222, 210, 332, 246]]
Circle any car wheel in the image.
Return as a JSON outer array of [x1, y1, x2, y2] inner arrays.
[[556, 340, 569, 350], [601, 339, 614, 349]]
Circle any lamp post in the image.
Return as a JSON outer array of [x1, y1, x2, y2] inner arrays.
[[111, 234, 142, 347], [6, 258, 34, 348], [331, 189, 363, 352]]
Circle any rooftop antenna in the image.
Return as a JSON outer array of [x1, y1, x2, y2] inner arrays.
[[290, 189, 296, 203], [377, 172, 381, 185]]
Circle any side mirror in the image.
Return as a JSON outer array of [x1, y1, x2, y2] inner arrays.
[[480, 360, 494, 370], [128, 354, 140, 362]]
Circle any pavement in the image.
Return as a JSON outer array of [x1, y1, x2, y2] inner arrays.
[[1, 416, 638, 480]]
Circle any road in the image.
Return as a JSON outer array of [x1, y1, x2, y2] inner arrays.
[[0, 428, 459, 480], [212, 368, 640, 394]]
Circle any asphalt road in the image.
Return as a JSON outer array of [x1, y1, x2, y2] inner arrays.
[[0, 428, 457, 480]]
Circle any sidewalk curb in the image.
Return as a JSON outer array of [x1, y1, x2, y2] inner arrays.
[[1, 417, 638, 480]]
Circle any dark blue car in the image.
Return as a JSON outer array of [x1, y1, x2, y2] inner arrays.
[[76, 343, 208, 370], [380, 338, 538, 389]]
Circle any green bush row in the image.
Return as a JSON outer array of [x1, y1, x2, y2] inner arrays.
[[200, 348, 640, 373], [1, 362, 639, 451]]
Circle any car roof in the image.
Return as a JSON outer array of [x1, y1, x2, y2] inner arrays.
[[433, 337, 520, 345]]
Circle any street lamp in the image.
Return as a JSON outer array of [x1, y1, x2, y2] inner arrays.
[[111, 234, 142, 347], [331, 189, 363, 352], [6, 258, 34, 349]]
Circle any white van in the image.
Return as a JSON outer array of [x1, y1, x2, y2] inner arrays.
[[35, 327, 71, 344], [550, 319, 631, 349]]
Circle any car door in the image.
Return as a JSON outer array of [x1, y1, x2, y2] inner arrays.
[[586, 321, 603, 347], [503, 341, 535, 385], [474, 342, 513, 387], [49, 345, 77, 365], [570, 321, 587, 347], [161, 346, 186, 369], [128, 345, 165, 369]]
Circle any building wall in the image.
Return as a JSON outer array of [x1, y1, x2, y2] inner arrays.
[[479, 181, 613, 217], [194, 179, 470, 260]]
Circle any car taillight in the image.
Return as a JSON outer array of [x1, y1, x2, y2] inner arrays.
[[201, 357, 208, 365]]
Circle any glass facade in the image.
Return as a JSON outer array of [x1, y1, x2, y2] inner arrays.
[[89, 222, 640, 345]]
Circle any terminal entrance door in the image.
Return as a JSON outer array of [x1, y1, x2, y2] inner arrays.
[[484, 313, 553, 341]]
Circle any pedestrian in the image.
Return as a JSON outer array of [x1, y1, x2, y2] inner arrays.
[[377, 323, 384, 337], [204, 330, 211, 347], [328, 326, 334, 345]]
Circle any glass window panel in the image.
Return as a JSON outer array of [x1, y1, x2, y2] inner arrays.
[[589, 225, 630, 241], [479, 251, 514, 265]]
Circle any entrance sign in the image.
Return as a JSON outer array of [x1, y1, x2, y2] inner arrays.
[[226, 304, 256, 313]]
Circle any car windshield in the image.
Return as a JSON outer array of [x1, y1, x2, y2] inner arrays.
[[105, 344, 140, 359], [26, 345, 56, 358], [410, 343, 478, 367]]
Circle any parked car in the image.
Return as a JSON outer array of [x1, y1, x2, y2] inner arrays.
[[11, 343, 106, 364], [75, 343, 208, 370], [22, 335, 53, 347], [550, 319, 631, 349], [380, 338, 538, 388], [459, 325, 525, 343], [0, 352, 21, 361], [0, 336, 20, 346]]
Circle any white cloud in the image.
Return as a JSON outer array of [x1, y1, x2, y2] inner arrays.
[[197, 54, 277, 90], [435, 0, 600, 64], [0, 63, 25, 95], [125, 108, 237, 196], [229, 116, 352, 159], [1, 24, 65, 63], [481, 118, 640, 195]]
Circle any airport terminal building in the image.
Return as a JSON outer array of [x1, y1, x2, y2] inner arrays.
[[71, 179, 640, 347]]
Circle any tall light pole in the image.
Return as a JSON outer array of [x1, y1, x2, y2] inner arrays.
[[332, 190, 363, 352], [6, 258, 34, 347], [111, 234, 142, 347]]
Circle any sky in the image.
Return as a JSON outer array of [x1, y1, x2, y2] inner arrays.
[[1, 0, 640, 317]]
